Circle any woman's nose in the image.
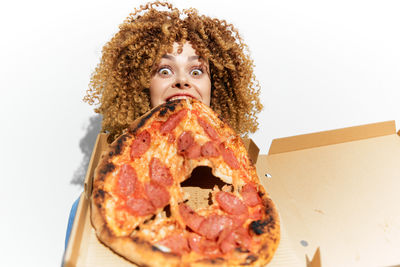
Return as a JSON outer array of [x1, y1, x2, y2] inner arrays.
[[173, 74, 191, 89], [173, 82, 191, 89]]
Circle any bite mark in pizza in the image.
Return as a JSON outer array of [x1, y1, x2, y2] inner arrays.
[[91, 99, 280, 266]]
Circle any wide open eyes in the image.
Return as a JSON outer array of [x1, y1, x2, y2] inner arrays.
[[190, 68, 203, 76], [158, 67, 173, 76], [157, 66, 204, 77]]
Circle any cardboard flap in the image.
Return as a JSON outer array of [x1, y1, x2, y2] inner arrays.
[[63, 193, 89, 267], [242, 138, 260, 164], [84, 133, 109, 199], [269, 120, 396, 155], [306, 248, 321, 267]]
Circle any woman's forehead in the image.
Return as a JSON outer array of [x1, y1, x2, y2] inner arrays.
[[159, 42, 207, 63]]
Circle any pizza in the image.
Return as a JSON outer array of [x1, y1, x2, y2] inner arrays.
[[90, 98, 280, 266]]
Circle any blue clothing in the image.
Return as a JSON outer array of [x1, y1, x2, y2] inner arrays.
[[65, 196, 80, 249]]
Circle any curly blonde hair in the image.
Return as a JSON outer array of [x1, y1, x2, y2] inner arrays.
[[84, 1, 263, 140]]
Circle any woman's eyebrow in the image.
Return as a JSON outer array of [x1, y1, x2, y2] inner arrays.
[[160, 55, 201, 61], [161, 55, 174, 60], [189, 56, 200, 61]]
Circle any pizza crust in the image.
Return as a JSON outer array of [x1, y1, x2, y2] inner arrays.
[[92, 193, 279, 267]]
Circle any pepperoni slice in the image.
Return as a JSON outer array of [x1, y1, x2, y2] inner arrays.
[[232, 227, 252, 251], [230, 214, 248, 228], [241, 183, 262, 207], [201, 141, 220, 157], [160, 109, 188, 134], [177, 131, 194, 154], [130, 130, 151, 159], [145, 181, 170, 209], [219, 227, 252, 253], [197, 117, 219, 141], [219, 143, 240, 170], [179, 203, 205, 232], [187, 232, 202, 253], [185, 142, 201, 159], [198, 214, 233, 240], [126, 197, 155, 216], [116, 164, 137, 196], [187, 232, 220, 256], [149, 157, 173, 187], [177, 131, 201, 159], [201, 239, 221, 257], [216, 191, 248, 216], [156, 233, 190, 255], [219, 229, 236, 254]]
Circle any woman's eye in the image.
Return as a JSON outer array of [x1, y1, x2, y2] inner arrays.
[[190, 69, 203, 76], [158, 68, 172, 75]]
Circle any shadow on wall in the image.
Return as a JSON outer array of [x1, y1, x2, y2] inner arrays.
[[71, 115, 102, 186]]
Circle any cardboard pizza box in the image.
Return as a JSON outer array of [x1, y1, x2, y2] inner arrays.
[[63, 120, 400, 267]]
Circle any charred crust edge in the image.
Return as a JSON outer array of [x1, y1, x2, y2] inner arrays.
[[151, 245, 161, 252], [99, 162, 115, 176], [128, 100, 182, 135], [131, 236, 180, 259], [249, 216, 275, 235], [197, 257, 225, 265], [240, 254, 258, 265], [159, 101, 178, 116], [235, 247, 250, 253], [113, 134, 129, 156], [94, 189, 105, 199], [131, 236, 145, 244], [263, 199, 276, 217]]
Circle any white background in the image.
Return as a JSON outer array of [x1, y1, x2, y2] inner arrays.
[[0, 0, 399, 266]]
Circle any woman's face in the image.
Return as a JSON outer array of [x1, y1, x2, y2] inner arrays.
[[149, 42, 211, 108]]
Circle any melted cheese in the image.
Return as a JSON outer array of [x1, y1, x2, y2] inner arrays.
[[102, 99, 257, 242]]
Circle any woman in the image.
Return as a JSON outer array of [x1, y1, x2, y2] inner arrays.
[[66, 0, 262, 248], [84, 1, 262, 140]]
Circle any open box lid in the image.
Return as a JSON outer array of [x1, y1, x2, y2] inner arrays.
[[256, 120, 400, 267]]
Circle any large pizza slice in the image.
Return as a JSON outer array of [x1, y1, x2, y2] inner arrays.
[[91, 98, 280, 266]]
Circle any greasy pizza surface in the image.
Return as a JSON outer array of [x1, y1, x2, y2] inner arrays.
[[91, 99, 280, 267]]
